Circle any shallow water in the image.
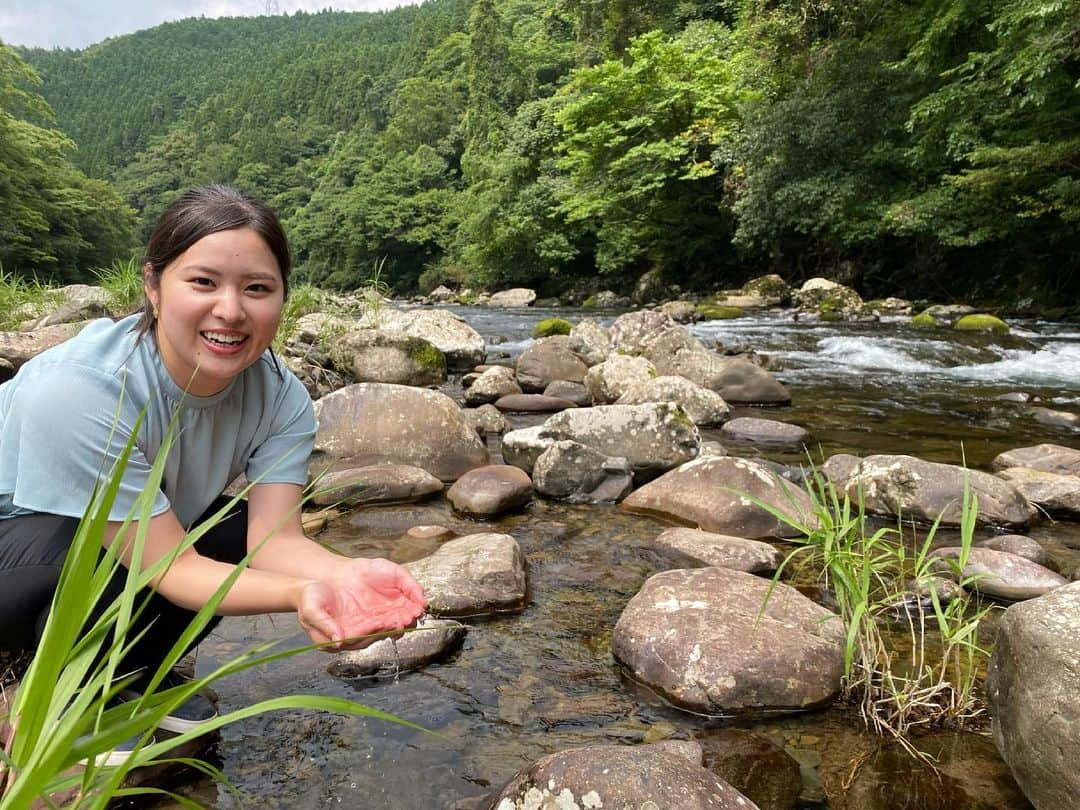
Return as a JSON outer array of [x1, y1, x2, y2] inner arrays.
[[180, 307, 1080, 809]]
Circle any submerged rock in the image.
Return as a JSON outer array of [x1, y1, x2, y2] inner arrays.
[[1029, 406, 1080, 430], [648, 528, 782, 573], [326, 616, 467, 679], [405, 533, 527, 617], [309, 464, 443, 507], [930, 547, 1067, 600], [446, 465, 533, 517], [699, 728, 801, 810]]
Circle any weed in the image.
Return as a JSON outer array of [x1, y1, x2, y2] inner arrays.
[[0, 268, 63, 330], [92, 257, 144, 317]]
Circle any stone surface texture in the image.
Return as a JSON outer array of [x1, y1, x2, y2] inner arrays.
[[617, 375, 731, 426], [446, 465, 533, 517], [515, 335, 589, 392], [310, 464, 443, 506], [649, 528, 782, 573], [532, 440, 634, 503], [405, 533, 527, 617], [583, 354, 657, 404], [326, 617, 467, 679]]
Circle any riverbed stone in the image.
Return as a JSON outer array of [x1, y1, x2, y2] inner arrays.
[[464, 365, 521, 406], [499, 426, 554, 475], [700, 729, 802, 810], [539, 402, 700, 482], [987, 580, 1080, 809], [532, 440, 634, 504], [721, 417, 809, 445], [648, 528, 782, 573], [608, 309, 679, 355], [310, 464, 443, 507], [446, 465, 533, 517], [1029, 406, 1080, 430], [977, 534, 1048, 565], [493, 393, 576, 413], [312, 383, 489, 482], [991, 443, 1080, 476], [542, 379, 591, 407], [487, 288, 536, 307], [329, 328, 447, 387], [613, 568, 844, 714], [0, 320, 89, 370], [674, 351, 792, 405], [640, 326, 709, 374], [583, 353, 657, 404], [567, 318, 611, 367], [792, 278, 864, 316], [617, 375, 731, 426], [488, 742, 760, 810], [515, 335, 588, 392], [363, 307, 486, 371], [997, 466, 1080, 518], [822, 453, 1036, 529], [930, 547, 1067, 600], [326, 616, 467, 679], [22, 284, 111, 328], [405, 533, 527, 617], [621, 456, 816, 539], [462, 403, 507, 437], [657, 300, 700, 323]]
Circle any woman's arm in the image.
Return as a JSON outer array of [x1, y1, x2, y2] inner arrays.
[[244, 482, 343, 581]]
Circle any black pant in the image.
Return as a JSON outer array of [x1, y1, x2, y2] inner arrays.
[[0, 498, 247, 673]]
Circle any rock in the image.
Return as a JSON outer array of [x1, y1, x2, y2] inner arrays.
[[617, 375, 731, 426], [792, 278, 864, 317], [499, 427, 553, 475], [991, 443, 1080, 476], [977, 534, 1048, 566], [301, 508, 336, 535], [532, 440, 634, 504], [326, 616, 467, 679], [282, 353, 349, 400], [890, 574, 967, 615], [405, 533, 527, 617], [22, 284, 111, 328], [310, 464, 443, 507], [531, 317, 572, 338], [0, 321, 89, 371], [1030, 406, 1080, 430], [539, 402, 700, 482], [493, 393, 577, 413], [567, 319, 611, 367], [312, 383, 489, 482], [464, 366, 521, 406], [739, 274, 791, 305], [721, 417, 808, 445], [329, 328, 446, 386], [621, 456, 815, 539], [487, 288, 536, 308], [364, 308, 486, 371], [487, 742, 760, 810], [613, 568, 844, 714], [584, 290, 629, 309], [911, 312, 941, 330], [462, 403, 507, 437], [632, 267, 669, 304], [640, 327, 708, 375], [428, 284, 455, 302], [648, 528, 782, 573], [987, 581, 1080, 808], [925, 303, 975, 322], [955, 313, 1009, 335], [822, 453, 1036, 529], [542, 380, 591, 407], [930, 547, 1067, 600], [608, 310, 679, 355], [515, 335, 589, 392], [446, 465, 533, 517], [583, 354, 657, 404], [674, 352, 792, 405], [657, 300, 700, 323], [700, 729, 802, 810], [865, 296, 912, 316], [997, 466, 1080, 518]]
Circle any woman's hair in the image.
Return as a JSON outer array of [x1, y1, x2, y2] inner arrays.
[[134, 185, 292, 341]]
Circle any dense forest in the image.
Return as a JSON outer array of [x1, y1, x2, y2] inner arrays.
[[2, 0, 1078, 306]]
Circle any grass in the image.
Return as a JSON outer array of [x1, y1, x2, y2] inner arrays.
[[92, 257, 144, 317], [273, 283, 324, 353], [0, 268, 64, 330]]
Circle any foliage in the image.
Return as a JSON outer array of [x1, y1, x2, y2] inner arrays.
[[532, 317, 573, 337], [0, 268, 63, 330], [92, 257, 144, 316], [272, 282, 325, 353]]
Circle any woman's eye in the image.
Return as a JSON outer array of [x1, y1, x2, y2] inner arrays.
[[248, 284, 270, 293], [192, 277, 214, 287]]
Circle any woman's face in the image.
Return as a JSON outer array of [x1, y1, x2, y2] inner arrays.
[[147, 227, 285, 396]]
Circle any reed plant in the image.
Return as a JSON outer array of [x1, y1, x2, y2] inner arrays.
[[92, 257, 144, 317]]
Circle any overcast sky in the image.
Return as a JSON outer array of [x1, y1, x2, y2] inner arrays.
[[0, 0, 417, 50]]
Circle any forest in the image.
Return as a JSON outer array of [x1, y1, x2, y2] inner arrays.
[[2, 0, 1077, 307]]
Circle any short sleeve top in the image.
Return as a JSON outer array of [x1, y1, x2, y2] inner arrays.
[[0, 315, 316, 528]]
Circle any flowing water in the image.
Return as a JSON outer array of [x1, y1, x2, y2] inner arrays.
[[181, 307, 1080, 809]]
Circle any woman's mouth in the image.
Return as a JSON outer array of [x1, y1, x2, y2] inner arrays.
[[201, 330, 248, 349]]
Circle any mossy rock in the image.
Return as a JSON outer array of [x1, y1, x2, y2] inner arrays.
[[582, 295, 598, 309], [955, 313, 1009, 335], [532, 318, 573, 338], [696, 304, 744, 320], [910, 312, 940, 330], [408, 338, 449, 373], [818, 308, 844, 322]]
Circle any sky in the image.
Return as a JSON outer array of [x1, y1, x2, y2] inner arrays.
[[0, 0, 417, 50]]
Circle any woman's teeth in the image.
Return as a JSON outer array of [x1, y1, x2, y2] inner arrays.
[[203, 331, 245, 345]]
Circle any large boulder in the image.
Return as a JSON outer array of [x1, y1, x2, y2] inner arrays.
[[488, 742, 759, 810], [613, 568, 844, 714], [405, 533, 527, 617], [823, 453, 1036, 529], [930, 547, 1067, 600], [657, 300, 700, 324], [739, 273, 791, 306], [310, 464, 443, 507], [312, 383, 489, 481], [648, 528, 782, 573], [21, 284, 111, 328], [996, 466, 1080, 518], [329, 328, 446, 386], [515, 335, 588, 392], [987, 581, 1080, 808], [674, 351, 792, 405], [532, 440, 634, 503], [464, 365, 521, 406], [487, 288, 536, 307], [499, 426, 553, 475], [621, 456, 815, 539], [567, 319, 611, 367], [539, 402, 700, 482], [792, 278, 864, 317], [991, 443, 1080, 476], [583, 354, 656, 404], [446, 465, 533, 517], [0, 321, 89, 371], [362, 308, 486, 371], [608, 310, 679, 355], [640, 326, 709, 375], [617, 375, 731, 426]]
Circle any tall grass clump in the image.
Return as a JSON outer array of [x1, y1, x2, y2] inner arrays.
[[0, 268, 63, 330], [273, 282, 324, 353], [0, 411, 423, 808], [92, 258, 144, 316]]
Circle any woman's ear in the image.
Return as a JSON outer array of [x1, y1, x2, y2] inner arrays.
[[143, 263, 158, 307]]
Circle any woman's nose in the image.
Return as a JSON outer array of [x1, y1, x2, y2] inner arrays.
[[212, 289, 245, 321]]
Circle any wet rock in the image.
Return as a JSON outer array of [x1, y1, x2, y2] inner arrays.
[[657, 300, 700, 323], [740, 274, 791, 306], [930, 547, 1066, 600], [464, 365, 521, 406], [721, 417, 809, 445], [542, 379, 591, 407], [1029, 406, 1080, 430], [312, 383, 489, 482], [446, 465, 533, 517], [532, 440, 634, 504], [326, 616, 467, 679], [613, 568, 844, 714], [991, 443, 1080, 476], [640, 326, 709, 374], [977, 534, 1048, 566], [301, 508, 336, 535], [499, 426, 553, 475], [608, 309, 679, 355], [365, 308, 486, 371], [674, 351, 792, 405], [996, 392, 1031, 404], [515, 335, 589, 392], [487, 742, 760, 810], [462, 403, 506, 437], [823, 453, 1036, 529], [567, 318, 611, 367], [988, 580, 1080, 809], [888, 574, 967, 616], [539, 402, 700, 482], [405, 533, 527, 617], [407, 524, 453, 540], [310, 464, 443, 507], [328, 328, 447, 387], [0, 320, 89, 371], [621, 456, 816, 539], [955, 313, 1009, 335], [997, 466, 1080, 518], [648, 528, 782, 573], [617, 375, 731, 426], [493, 393, 576, 413], [792, 278, 864, 316], [487, 288, 536, 307], [583, 354, 657, 404], [700, 440, 728, 457], [700, 728, 802, 810], [924, 303, 976, 322]]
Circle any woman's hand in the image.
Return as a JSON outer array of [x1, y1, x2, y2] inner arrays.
[[296, 557, 427, 651]]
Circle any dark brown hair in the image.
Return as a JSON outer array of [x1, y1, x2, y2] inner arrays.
[[134, 185, 292, 341]]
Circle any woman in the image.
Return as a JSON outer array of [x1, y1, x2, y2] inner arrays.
[[0, 186, 426, 759]]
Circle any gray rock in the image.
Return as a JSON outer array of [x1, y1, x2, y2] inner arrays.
[[792, 278, 864, 314], [499, 426, 553, 475], [329, 328, 446, 387], [567, 319, 610, 367], [988, 580, 1080, 809], [428, 285, 455, 302], [583, 354, 656, 404], [493, 393, 576, 413], [657, 300, 700, 323], [488, 742, 759, 810], [649, 528, 782, 573], [609, 309, 679, 355], [22, 284, 111, 328], [674, 351, 792, 405], [1030, 406, 1080, 430], [461, 403, 507, 438], [310, 464, 443, 507], [621, 456, 816, 539], [924, 303, 976, 322], [613, 568, 844, 714], [721, 417, 808, 445], [739, 274, 791, 306], [487, 288, 536, 307], [446, 465, 533, 517], [464, 365, 521, 406], [640, 326, 709, 375], [617, 375, 731, 426], [997, 466, 1080, 517], [532, 440, 634, 504], [326, 616, 467, 679], [992, 443, 1080, 476], [823, 453, 1036, 529], [977, 534, 1048, 565], [542, 380, 591, 407], [930, 547, 1066, 600], [363, 308, 486, 371], [515, 335, 588, 392], [0, 321, 89, 371], [405, 533, 527, 617]]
